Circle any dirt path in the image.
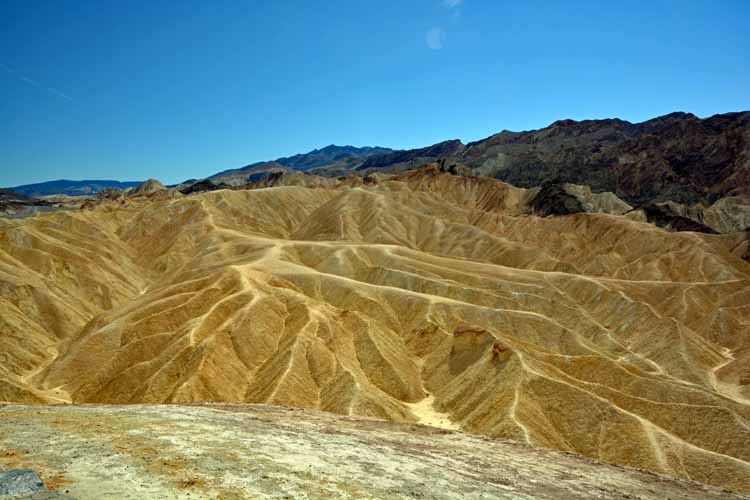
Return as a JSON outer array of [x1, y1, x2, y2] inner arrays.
[[403, 393, 459, 430], [709, 348, 750, 405], [19, 347, 72, 404]]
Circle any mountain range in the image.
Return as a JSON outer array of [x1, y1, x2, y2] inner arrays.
[[207, 145, 394, 185], [205, 111, 750, 206], [8, 111, 749, 206], [11, 179, 141, 197]]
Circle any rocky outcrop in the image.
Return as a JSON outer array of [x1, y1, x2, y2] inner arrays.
[[209, 161, 293, 186], [632, 203, 718, 234], [128, 179, 166, 197], [528, 183, 585, 216], [702, 196, 750, 234], [528, 182, 632, 217], [0, 469, 45, 496], [245, 171, 337, 190], [179, 179, 231, 195]]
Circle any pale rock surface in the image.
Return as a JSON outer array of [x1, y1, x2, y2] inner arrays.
[[1, 404, 748, 500]]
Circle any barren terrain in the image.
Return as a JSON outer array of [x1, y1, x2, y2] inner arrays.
[[1, 168, 749, 493]]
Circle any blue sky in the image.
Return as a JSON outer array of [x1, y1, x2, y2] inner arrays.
[[1, 0, 748, 186]]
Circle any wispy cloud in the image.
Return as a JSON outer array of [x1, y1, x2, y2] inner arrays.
[[426, 27, 445, 50], [426, 0, 463, 50], [0, 63, 73, 101]]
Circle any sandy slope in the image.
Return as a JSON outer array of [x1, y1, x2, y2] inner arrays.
[[1, 168, 749, 493]]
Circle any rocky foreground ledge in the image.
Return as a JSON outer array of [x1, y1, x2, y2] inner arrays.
[[1, 404, 747, 500]]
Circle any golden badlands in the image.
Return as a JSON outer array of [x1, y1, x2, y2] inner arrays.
[[1, 167, 749, 495]]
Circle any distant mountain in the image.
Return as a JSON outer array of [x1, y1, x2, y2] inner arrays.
[[208, 145, 393, 185], [277, 145, 393, 171], [208, 162, 296, 186], [204, 111, 750, 205], [354, 140, 463, 172], [299, 111, 749, 206], [454, 111, 750, 204], [11, 179, 141, 197]]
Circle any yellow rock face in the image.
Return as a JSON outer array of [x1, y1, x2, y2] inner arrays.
[[1, 169, 749, 492]]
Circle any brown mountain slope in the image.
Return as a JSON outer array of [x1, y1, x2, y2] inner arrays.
[[459, 111, 750, 204], [299, 111, 749, 206], [1, 168, 749, 493], [464, 111, 750, 204]]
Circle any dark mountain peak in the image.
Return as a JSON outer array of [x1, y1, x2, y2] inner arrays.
[[650, 111, 698, 122], [316, 144, 359, 153], [310, 144, 349, 154], [514, 113, 703, 138], [459, 110, 750, 204], [356, 140, 464, 172], [275, 145, 394, 171], [636, 112, 700, 133], [549, 119, 577, 127], [539, 117, 635, 139], [703, 110, 750, 130], [207, 145, 395, 182]]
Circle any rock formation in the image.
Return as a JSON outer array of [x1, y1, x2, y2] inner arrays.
[[128, 179, 166, 197]]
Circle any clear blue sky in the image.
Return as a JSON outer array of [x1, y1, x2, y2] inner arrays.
[[1, 0, 748, 186]]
